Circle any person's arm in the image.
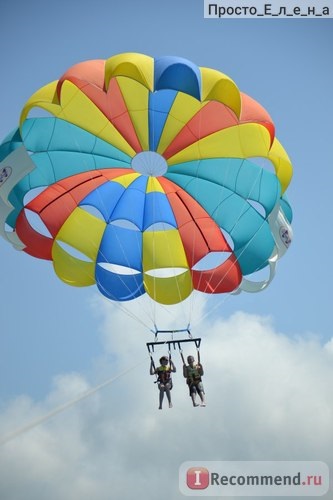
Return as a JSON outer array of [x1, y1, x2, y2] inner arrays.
[[170, 360, 176, 373], [183, 364, 188, 378], [197, 363, 204, 376], [150, 360, 156, 375]]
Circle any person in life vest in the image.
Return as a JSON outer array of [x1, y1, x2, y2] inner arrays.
[[150, 355, 176, 410], [183, 355, 206, 407]]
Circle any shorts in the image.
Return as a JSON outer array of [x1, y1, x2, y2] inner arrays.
[[189, 381, 204, 395], [158, 381, 173, 391]]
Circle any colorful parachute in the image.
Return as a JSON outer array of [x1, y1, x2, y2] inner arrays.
[[0, 53, 293, 305]]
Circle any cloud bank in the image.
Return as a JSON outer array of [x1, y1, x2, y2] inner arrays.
[[0, 300, 332, 500]]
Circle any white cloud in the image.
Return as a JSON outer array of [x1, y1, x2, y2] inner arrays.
[[0, 302, 332, 500]]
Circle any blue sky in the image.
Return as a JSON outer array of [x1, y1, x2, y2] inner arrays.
[[0, 1, 332, 499]]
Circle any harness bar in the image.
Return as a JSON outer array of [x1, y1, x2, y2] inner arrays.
[[146, 338, 201, 354], [152, 328, 191, 335]]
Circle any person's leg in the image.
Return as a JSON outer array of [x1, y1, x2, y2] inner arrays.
[[158, 384, 165, 409], [190, 386, 199, 407], [198, 390, 206, 406], [198, 383, 206, 406], [165, 385, 173, 408]]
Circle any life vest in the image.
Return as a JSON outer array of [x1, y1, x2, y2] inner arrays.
[[186, 364, 202, 384], [156, 365, 172, 384]]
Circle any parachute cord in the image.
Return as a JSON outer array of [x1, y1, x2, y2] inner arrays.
[[0, 355, 149, 447], [98, 294, 153, 330], [179, 346, 186, 366]]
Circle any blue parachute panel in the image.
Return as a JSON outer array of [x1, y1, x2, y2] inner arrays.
[[96, 267, 145, 301], [80, 181, 125, 222], [148, 90, 177, 151], [97, 224, 142, 270], [143, 191, 177, 230], [109, 176, 148, 230], [154, 57, 201, 100]]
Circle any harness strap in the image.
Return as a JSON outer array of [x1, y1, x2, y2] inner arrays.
[[178, 345, 186, 365]]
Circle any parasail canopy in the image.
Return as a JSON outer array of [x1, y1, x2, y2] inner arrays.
[[0, 53, 293, 305]]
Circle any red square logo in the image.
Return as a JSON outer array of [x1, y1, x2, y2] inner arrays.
[[186, 467, 210, 489]]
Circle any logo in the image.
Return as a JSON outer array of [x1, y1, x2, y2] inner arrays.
[[180, 461, 329, 496], [0, 166, 12, 186], [187, 467, 210, 489], [279, 226, 291, 248]]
